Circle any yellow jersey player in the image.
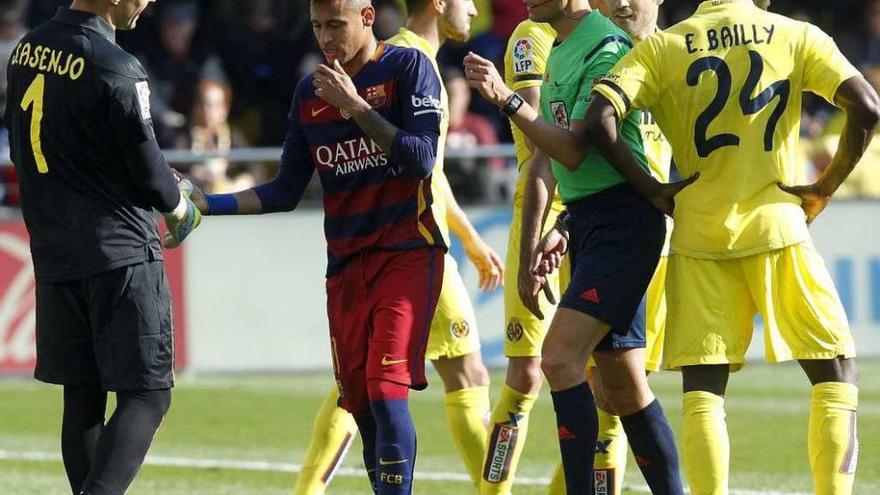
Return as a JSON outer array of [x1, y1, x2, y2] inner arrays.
[[478, 17, 559, 495], [292, 0, 504, 492], [588, 1, 879, 493]]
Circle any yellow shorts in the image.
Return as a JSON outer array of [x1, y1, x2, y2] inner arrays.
[[644, 255, 667, 372], [503, 205, 569, 358], [586, 255, 667, 371], [426, 254, 481, 361], [664, 242, 855, 371]]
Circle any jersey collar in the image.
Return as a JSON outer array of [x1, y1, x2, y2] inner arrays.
[[394, 27, 438, 58], [697, 0, 754, 13], [52, 8, 115, 42]]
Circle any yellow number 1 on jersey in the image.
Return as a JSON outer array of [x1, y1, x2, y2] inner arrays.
[[20, 74, 48, 174]]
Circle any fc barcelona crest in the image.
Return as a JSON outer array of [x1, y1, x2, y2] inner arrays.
[[365, 84, 387, 108]]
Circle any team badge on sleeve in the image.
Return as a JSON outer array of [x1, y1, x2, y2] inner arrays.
[[135, 81, 151, 121], [512, 38, 536, 74]]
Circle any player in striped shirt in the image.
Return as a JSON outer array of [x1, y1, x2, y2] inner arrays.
[[193, 0, 446, 492], [292, 0, 505, 491]]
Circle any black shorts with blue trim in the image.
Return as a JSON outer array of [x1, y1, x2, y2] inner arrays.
[[559, 183, 664, 349]]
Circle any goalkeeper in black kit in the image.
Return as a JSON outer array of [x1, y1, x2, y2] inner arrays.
[[5, 1, 200, 494]]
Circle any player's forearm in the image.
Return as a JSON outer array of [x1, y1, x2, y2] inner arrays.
[[820, 125, 876, 196], [204, 190, 265, 215], [349, 104, 437, 178], [439, 173, 479, 243], [123, 139, 182, 213], [509, 103, 589, 170], [821, 78, 880, 196], [205, 170, 309, 215], [585, 97, 662, 200], [520, 154, 555, 266]]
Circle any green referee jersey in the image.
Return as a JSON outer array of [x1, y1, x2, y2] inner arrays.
[[541, 11, 649, 203]]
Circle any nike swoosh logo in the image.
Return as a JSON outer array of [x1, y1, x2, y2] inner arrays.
[[381, 356, 407, 366], [311, 105, 331, 117], [379, 458, 408, 466]]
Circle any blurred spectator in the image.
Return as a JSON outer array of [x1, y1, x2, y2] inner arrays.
[[0, 0, 27, 205], [175, 80, 262, 194], [0, 0, 26, 122], [840, 0, 880, 66], [442, 66, 509, 202], [212, 0, 320, 146], [0, 0, 874, 207], [135, 1, 223, 146], [374, 0, 405, 40], [490, 0, 526, 43]]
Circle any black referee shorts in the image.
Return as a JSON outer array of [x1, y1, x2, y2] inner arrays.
[[34, 261, 174, 391], [560, 183, 665, 338]]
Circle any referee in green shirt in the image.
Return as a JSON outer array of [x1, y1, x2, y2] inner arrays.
[[463, 1, 688, 492]]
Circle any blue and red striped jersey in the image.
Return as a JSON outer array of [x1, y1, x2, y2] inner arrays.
[[253, 43, 446, 275]]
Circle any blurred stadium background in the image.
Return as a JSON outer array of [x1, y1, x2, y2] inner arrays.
[[0, 0, 879, 493]]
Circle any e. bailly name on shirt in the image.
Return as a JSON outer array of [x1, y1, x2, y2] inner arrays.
[[10, 42, 86, 81], [314, 137, 389, 176], [685, 24, 775, 54]]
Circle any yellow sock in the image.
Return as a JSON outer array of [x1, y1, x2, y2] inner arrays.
[[445, 386, 491, 486], [682, 391, 729, 495], [293, 388, 358, 495], [593, 408, 627, 495], [547, 463, 565, 495], [480, 384, 538, 495], [809, 382, 858, 495]]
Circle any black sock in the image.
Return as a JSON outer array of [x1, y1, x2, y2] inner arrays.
[[62, 387, 107, 494], [354, 413, 379, 493], [620, 399, 684, 495], [80, 389, 171, 495], [550, 382, 598, 495]]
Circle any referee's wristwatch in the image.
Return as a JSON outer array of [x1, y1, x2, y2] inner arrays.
[[500, 92, 525, 117], [554, 211, 571, 241]]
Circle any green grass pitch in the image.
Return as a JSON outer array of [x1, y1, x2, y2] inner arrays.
[[1, 361, 878, 494]]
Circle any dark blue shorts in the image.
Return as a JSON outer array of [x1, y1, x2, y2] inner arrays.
[[559, 183, 665, 347]]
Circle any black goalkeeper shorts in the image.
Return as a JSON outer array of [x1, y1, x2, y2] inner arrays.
[[34, 261, 174, 391]]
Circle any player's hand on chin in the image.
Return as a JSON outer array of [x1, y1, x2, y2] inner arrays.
[[777, 182, 832, 225], [463, 52, 512, 108], [313, 59, 369, 114]]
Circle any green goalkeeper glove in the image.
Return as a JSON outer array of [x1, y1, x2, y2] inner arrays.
[[163, 178, 202, 248]]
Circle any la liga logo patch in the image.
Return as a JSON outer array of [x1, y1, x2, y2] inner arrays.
[[512, 38, 536, 74]]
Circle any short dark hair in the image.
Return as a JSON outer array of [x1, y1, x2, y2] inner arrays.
[[310, 0, 372, 9]]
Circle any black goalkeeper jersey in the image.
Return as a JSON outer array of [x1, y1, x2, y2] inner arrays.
[[6, 8, 169, 282]]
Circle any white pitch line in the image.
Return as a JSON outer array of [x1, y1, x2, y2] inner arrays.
[[0, 449, 810, 495]]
